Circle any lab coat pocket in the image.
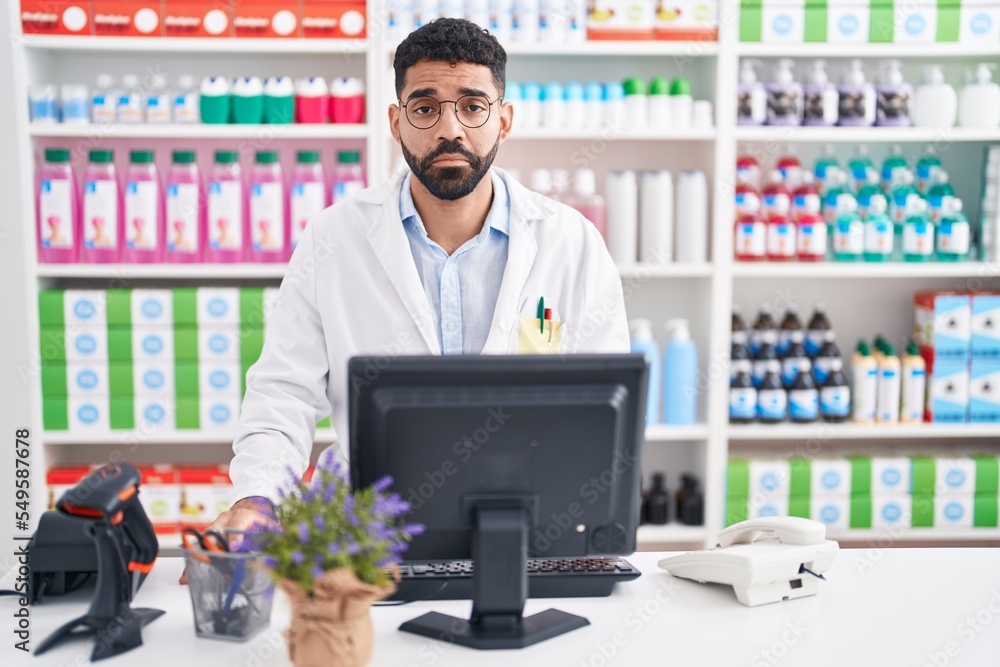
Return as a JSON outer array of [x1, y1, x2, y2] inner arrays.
[[517, 316, 565, 354]]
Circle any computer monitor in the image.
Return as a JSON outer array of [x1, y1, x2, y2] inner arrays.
[[348, 354, 648, 650]]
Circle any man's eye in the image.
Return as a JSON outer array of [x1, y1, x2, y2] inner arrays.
[[464, 104, 486, 113], [414, 106, 436, 115]]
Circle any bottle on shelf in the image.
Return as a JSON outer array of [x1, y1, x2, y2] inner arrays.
[[164, 150, 202, 264], [822, 169, 851, 225], [805, 303, 831, 357], [753, 330, 780, 388], [838, 59, 876, 127], [958, 63, 1000, 128], [875, 59, 913, 127], [36, 148, 79, 264], [915, 146, 943, 194], [781, 330, 810, 389], [820, 358, 851, 423], [766, 211, 796, 262], [542, 81, 567, 129], [729, 370, 757, 424], [570, 168, 608, 240], [675, 170, 707, 264], [737, 59, 766, 126], [330, 76, 366, 124], [856, 168, 887, 221], [796, 209, 827, 262], [901, 340, 927, 423], [206, 150, 245, 263], [734, 212, 767, 261], [643, 473, 670, 525], [757, 362, 787, 424], [883, 147, 912, 192], [606, 170, 638, 267], [663, 319, 697, 425], [565, 82, 587, 130], [863, 194, 894, 262], [776, 149, 803, 188], [813, 144, 839, 194], [731, 329, 753, 380], [622, 78, 647, 130], [290, 150, 328, 252], [676, 474, 704, 526], [877, 342, 902, 424], [629, 319, 661, 427], [294, 76, 329, 124], [847, 145, 874, 192], [173, 74, 199, 124], [791, 172, 820, 221], [901, 196, 935, 262], [813, 330, 841, 386], [332, 150, 367, 204], [851, 340, 878, 424], [778, 306, 803, 356], [91, 73, 117, 124], [750, 304, 777, 356], [145, 75, 172, 124], [831, 194, 864, 262], [200, 76, 232, 124], [231, 76, 265, 124], [937, 198, 971, 262], [264, 76, 295, 124], [81, 149, 121, 264], [913, 66, 957, 129], [789, 358, 819, 424], [117, 74, 144, 124], [735, 170, 762, 220], [249, 150, 288, 263], [766, 59, 803, 126], [122, 150, 163, 264], [803, 59, 839, 127], [670, 78, 693, 130], [732, 305, 748, 341], [638, 170, 670, 260], [926, 171, 955, 224], [736, 154, 762, 190]]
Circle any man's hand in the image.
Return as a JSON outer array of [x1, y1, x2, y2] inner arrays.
[[178, 497, 277, 584]]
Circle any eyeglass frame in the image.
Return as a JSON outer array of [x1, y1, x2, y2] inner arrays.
[[397, 94, 505, 130]]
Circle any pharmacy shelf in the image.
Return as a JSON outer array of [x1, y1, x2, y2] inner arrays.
[[385, 40, 719, 57], [510, 128, 717, 141], [646, 424, 710, 441], [728, 423, 1000, 441], [36, 263, 289, 280], [829, 528, 1000, 543], [618, 263, 714, 279], [731, 262, 999, 279], [20, 35, 369, 54], [735, 126, 1000, 144], [736, 42, 1000, 59], [29, 123, 369, 140], [44, 429, 338, 446], [636, 524, 707, 549]]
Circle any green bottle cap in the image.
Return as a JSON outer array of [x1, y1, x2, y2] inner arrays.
[[670, 77, 692, 96], [89, 149, 114, 163], [130, 150, 155, 164], [296, 150, 321, 164], [906, 340, 921, 357], [856, 340, 871, 356], [256, 151, 279, 164], [649, 77, 670, 96], [338, 150, 360, 164], [172, 150, 196, 164], [623, 77, 646, 96], [215, 150, 239, 164], [45, 148, 70, 163], [883, 343, 896, 357]]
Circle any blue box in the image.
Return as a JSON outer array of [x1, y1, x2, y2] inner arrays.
[[915, 292, 971, 361], [971, 360, 1000, 423], [972, 293, 1000, 361], [929, 360, 970, 423]]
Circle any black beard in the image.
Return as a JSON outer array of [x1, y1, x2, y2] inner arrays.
[[400, 136, 500, 201]]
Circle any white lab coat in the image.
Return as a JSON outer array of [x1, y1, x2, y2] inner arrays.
[[229, 167, 629, 501]]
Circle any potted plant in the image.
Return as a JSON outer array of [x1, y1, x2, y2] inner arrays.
[[251, 451, 423, 667]]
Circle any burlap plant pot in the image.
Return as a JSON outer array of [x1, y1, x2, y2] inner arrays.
[[279, 567, 396, 667]]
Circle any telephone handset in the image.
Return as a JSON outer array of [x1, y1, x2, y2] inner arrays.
[[716, 516, 827, 547]]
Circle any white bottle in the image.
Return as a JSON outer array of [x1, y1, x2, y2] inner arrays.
[[648, 78, 672, 130], [389, 0, 416, 43], [876, 344, 902, 424], [737, 59, 767, 126], [117, 74, 144, 124], [173, 75, 200, 124], [623, 78, 648, 130], [92, 73, 118, 124], [539, 0, 566, 42], [802, 59, 839, 126], [675, 170, 707, 264], [913, 65, 957, 129], [565, 0, 587, 42], [958, 63, 1000, 128], [639, 170, 673, 264], [513, 0, 540, 42], [604, 82, 627, 130], [606, 170, 639, 267], [490, 0, 514, 43], [584, 82, 604, 130], [466, 0, 490, 29], [59, 84, 90, 125], [520, 82, 542, 129], [564, 82, 586, 129], [541, 82, 565, 128], [900, 342, 926, 423], [146, 74, 172, 124]]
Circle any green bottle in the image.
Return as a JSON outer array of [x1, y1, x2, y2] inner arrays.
[[925, 171, 955, 224], [847, 146, 874, 191], [832, 194, 864, 261], [915, 147, 942, 193], [857, 167, 887, 221], [937, 197, 971, 262], [823, 168, 850, 225], [889, 171, 920, 259], [881, 145, 909, 190], [864, 195, 894, 262], [902, 196, 934, 262], [813, 144, 839, 195]]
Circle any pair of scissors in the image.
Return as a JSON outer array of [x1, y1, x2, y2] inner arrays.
[[181, 528, 247, 615]]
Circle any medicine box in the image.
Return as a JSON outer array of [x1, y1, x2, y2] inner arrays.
[[199, 326, 241, 360], [180, 465, 235, 529], [132, 327, 174, 362], [653, 0, 719, 40], [826, 0, 872, 42], [21, 1, 92, 35], [811, 458, 853, 496], [67, 395, 111, 431], [972, 292, 1000, 360], [233, 0, 300, 38], [871, 456, 912, 494], [163, 1, 233, 38], [587, 0, 656, 40], [810, 495, 851, 531], [63, 290, 108, 327], [134, 361, 176, 395], [46, 466, 90, 510], [200, 395, 242, 431], [92, 0, 163, 37], [927, 359, 971, 423], [914, 291, 972, 361], [138, 465, 181, 534], [959, 0, 1000, 42], [872, 494, 912, 528], [891, 0, 938, 42], [131, 289, 173, 328], [197, 288, 241, 326], [971, 360, 1000, 422], [931, 457, 980, 496], [301, 1, 368, 39], [200, 361, 243, 396], [135, 394, 176, 433]]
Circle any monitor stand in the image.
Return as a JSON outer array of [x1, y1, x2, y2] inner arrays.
[[398, 497, 590, 650]]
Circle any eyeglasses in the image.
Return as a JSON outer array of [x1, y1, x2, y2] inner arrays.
[[399, 94, 502, 130]]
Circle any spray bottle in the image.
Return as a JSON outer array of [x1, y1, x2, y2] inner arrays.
[[876, 342, 902, 423], [901, 340, 926, 423], [851, 340, 878, 423]]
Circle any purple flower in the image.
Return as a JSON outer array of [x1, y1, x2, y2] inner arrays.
[[403, 523, 426, 537], [373, 493, 409, 518], [318, 448, 337, 473], [302, 488, 316, 503], [343, 495, 360, 527], [345, 542, 361, 556], [314, 553, 325, 565], [313, 515, 326, 532], [375, 556, 398, 568], [291, 551, 305, 565], [297, 521, 310, 544], [322, 479, 337, 503], [372, 475, 394, 493], [327, 542, 341, 555], [261, 555, 279, 569], [312, 566, 324, 579]]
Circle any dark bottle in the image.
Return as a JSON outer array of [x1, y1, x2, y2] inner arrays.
[[676, 473, 704, 526], [821, 357, 852, 423], [731, 334, 753, 380], [753, 330, 779, 388], [730, 370, 757, 424], [806, 302, 832, 357], [788, 358, 819, 423], [778, 305, 803, 356], [732, 304, 748, 339], [644, 473, 670, 525], [813, 330, 842, 386], [640, 491, 649, 525], [757, 366, 788, 424], [781, 329, 811, 388], [750, 304, 777, 356]]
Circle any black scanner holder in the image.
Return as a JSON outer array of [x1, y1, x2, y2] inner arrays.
[[34, 463, 164, 661]]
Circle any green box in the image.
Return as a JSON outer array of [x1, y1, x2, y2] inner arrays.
[[912, 494, 935, 528], [740, 0, 763, 42], [41, 364, 68, 396], [174, 327, 199, 360], [107, 328, 134, 362], [175, 396, 200, 430], [869, 0, 895, 42], [850, 496, 873, 529], [974, 456, 1000, 496], [849, 456, 872, 496], [38, 291, 65, 326], [39, 327, 66, 362], [912, 457, 936, 496], [804, 0, 828, 42], [173, 288, 198, 325], [106, 290, 132, 326], [727, 459, 750, 499], [937, 0, 962, 42], [110, 395, 134, 430], [42, 396, 68, 430], [175, 361, 199, 396], [789, 496, 811, 518], [726, 498, 749, 526], [975, 495, 999, 528]]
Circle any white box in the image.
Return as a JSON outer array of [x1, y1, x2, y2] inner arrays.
[[67, 361, 109, 395], [64, 325, 108, 362], [131, 289, 173, 328], [935, 496, 975, 528], [138, 466, 181, 531], [199, 361, 242, 396], [748, 460, 791, 501], [180, 467, 236, 527], [133, 327, 174, 363], [935, 458, 978, 496], [872, 494, 912, 528], [811, 458, 852, 496], [827, 0, 870, 42], [749, 495, 789, 520], [64, 290, 107, 327], [893, 0, 936, 42], [197, 287, 241, 325], [762, 0, 805, 43], [811, 495, 850, 532], [960, 1, 1000, 42], [134, 361, 175, 396], [198, 326, 240, 360], [68, 395, 110, 431], [200, 396, 241, 431], [135, 394, 176, 433], [872, 457, 912, 494]]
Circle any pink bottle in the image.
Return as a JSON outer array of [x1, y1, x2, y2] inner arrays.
[[734, 213, 766, 261], [736, 154, 761, 189], [206, 150, 246, 263], [164, 150, 204, 263], [81, 149, 122, 263], [776, 152, 803, 187], [332, 150, 366, 204], [37, 147, 80, 263], [734, 175, 761, 220], [563, 169, 606, 238], [766, 213, 797, 262], [761, 169, 792, 219], [122, 149, 163, 263], [329, 77, 365, 124], [290, 150, 328, 252], [249, 150, 288, 263], [295, 77, 329, 124], [791, 172, 821, 222], [796, 212, 827, 262]]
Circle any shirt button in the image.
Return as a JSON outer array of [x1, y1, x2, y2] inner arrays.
[[448, 322, 456, 331]]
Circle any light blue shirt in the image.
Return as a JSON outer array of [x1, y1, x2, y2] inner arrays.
[[399, 170, 510, 355]]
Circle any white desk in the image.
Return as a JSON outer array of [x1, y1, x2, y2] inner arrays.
[[18, 549, 1000, 666]]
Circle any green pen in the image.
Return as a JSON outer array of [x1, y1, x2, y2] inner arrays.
[[537, 296, 545, 334]]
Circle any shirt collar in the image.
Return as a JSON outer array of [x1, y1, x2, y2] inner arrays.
[[399, 168, 510, 241]]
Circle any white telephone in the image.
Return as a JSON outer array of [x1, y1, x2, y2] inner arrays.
[[657, 516, 839, 607]]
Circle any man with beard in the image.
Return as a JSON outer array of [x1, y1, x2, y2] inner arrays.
[[206, 18, 629, 535]]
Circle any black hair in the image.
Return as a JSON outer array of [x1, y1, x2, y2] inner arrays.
[[393, 18, 507, 100]]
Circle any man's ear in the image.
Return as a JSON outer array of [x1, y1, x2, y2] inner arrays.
[[389, 102, 401, 144], [498, 100, 514, 144]]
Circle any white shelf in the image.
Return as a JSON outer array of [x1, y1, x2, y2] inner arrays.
[[645, 424, 710, 441], [728, 423, 1000, 441], [736, 42, 1000, 59], [44, 429, 338, 446], [731, 262, 999, 279], [37, 263, 289, 280], [510, 128, 716, 141], [830, 528, 1000, 543], [20, 35, 369, 54], [29, 123, 368, 140], [618, 263, 714, 279], [636, 524, 706, 548], [736, 126, 1000, 144], [386, 40, 719, 57]]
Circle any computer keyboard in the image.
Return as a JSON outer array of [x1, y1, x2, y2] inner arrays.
[[387, 557, 641, 602]]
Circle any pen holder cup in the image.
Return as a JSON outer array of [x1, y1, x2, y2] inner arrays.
[[183, 548, 275, 641]]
